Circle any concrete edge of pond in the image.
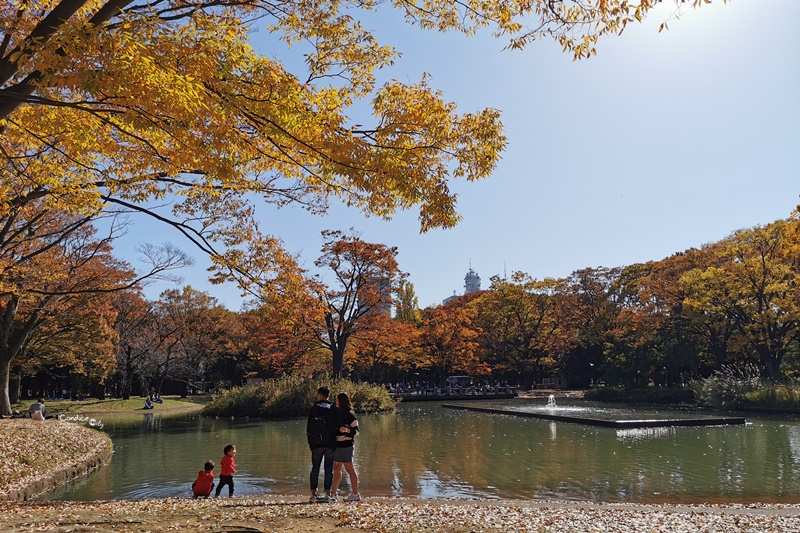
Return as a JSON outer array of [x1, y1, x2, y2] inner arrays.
[[441, 404, 747, 429]]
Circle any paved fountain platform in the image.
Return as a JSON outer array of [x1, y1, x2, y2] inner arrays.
[[441, 404, 746, 429]]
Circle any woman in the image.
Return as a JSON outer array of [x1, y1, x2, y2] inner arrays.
[[331, 392, 360, 502]]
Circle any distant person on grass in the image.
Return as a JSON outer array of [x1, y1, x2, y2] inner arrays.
[[191, 461, 215, 499], [331, 392, 360, 502], [307, 386, 338, 503], [28, 399, 45, 421], [215, 444, 236, 497]]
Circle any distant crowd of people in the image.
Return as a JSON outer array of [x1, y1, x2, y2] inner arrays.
[[190, 387, 362, 503], [388, 379, 514, 396], [24, 389, 88, 401]]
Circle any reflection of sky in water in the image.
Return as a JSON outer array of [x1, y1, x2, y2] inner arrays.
[[789, 426, 800, 463], [115, 474, 277, 500], [416, 471, 490, 499], [615, 426, 676, 442], [504, 403, 710, 422]]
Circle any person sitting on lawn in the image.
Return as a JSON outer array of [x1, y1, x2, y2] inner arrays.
[[28, 399, 46, 421]]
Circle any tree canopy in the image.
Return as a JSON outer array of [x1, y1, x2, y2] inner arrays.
[[0, 0, 724, 294]]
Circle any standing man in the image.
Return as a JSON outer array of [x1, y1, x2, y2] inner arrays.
[[307, 386, 338, 502]]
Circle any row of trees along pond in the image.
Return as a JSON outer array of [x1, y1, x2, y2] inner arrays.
[[5, 214, 800, 412]]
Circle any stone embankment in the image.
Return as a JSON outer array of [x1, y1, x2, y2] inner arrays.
[[0, 418, 112, 501]]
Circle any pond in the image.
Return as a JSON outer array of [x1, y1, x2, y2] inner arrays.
[[46, 400, 800, 503]]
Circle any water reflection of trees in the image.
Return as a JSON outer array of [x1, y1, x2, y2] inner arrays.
[[53, 407, 800, 503]]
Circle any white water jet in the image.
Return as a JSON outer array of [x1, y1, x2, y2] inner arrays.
[[546, 394, 557, 409]]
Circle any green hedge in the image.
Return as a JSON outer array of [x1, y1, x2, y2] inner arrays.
[[583, 386, 695, 404], [202, 376, 397, 418]]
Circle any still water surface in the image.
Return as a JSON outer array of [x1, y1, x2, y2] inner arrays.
[[48, 401, 800, 503]]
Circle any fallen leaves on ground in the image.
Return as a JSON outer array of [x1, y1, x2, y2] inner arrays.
[[0, 419, 111, 499], [0, 496, 797, 533]]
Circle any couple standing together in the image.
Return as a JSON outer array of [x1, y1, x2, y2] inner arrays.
[[307, 387, 360, 502]]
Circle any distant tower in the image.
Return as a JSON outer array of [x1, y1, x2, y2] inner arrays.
[[464, 267, 481, 294]]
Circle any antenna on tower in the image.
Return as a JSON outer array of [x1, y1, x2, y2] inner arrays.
[[504, 261, 507, 280]]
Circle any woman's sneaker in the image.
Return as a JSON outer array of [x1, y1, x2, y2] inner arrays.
[[315, 493, 330, 503], [329, 493, 338, 502], [344, 493, 361, 502]]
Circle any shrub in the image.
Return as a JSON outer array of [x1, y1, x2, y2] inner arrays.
[[203, 376, 396, 418], [692, 365, 763, 410], [743, 382, 800, 410]]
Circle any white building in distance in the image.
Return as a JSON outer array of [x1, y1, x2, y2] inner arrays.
[[464, 268, 481, 294], [443, 267, 482, 304]]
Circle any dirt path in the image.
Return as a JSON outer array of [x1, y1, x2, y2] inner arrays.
[[1, 495, 797, 533]]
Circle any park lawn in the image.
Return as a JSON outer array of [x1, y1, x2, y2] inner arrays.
[[14, 395, 211, 416]]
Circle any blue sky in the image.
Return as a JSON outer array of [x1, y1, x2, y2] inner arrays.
[[118, 0, 800, 310]]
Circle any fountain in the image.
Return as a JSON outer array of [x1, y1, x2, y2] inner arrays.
[[442, 396, 746, 429]]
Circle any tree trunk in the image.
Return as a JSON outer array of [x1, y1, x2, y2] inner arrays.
[[332, 345, 345, 380], [763, 354, 782, 381], [9, 374, 20, 404], [93, 382, 106, 400], [710, 336, 728, 371], [71, 374, 80, 399], [121, 347, 133, 400], [0, 356, 12, 415]]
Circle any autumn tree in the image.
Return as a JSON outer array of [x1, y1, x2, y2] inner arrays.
[[16, 291, 119, 401], [417, 296, 487, 380], [636, 248, 731, 376], [598, 262, 695, 388], [140, 286, 238, 395], [0, 215, 185, 414], [243, 301, 326, 378], [0, 0, 513, 306], [111, 289, 158, 399], [350, 313, 418, 382], [395, 281, 421, 325], [311, 231, 404, 379], [681, 219, 800, 380], [475, 273, 566, 388], [0, 0, 726, 303]]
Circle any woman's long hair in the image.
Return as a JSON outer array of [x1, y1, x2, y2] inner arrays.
[[336, 392, 353, 414]]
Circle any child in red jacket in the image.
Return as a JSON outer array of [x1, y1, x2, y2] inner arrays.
[[214, 444, 236, 497], [191, 460, 215, 499]]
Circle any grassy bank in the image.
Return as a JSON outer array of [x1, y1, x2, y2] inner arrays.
[[203, 376, 396, 418], [13, 395, 210, 416]]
